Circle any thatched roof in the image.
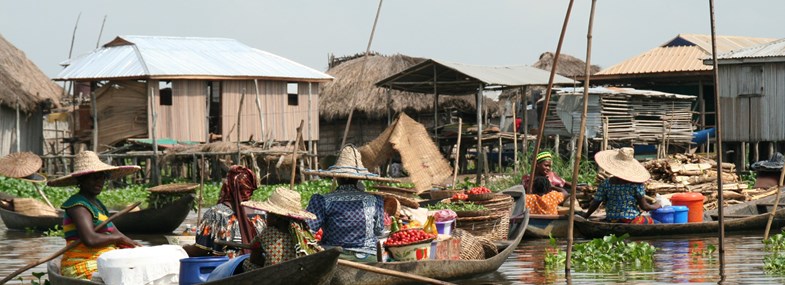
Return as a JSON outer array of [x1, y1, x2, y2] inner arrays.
[[532, 52, 600, 78], [320, 54, 497, 121], [0, 34, 61, 112]]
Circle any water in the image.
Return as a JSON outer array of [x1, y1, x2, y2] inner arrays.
[[4, 213, 785, 284]]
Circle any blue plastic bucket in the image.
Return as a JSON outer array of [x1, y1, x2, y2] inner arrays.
[[672, 206, 689, 224], [179, 256, 229, 285], [651, 206, 675, 224]]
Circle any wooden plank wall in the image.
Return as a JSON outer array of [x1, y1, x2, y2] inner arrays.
[[600, 95, 694, 144], [0, 105, 43, 156], [146, 80, 208, 143], [221, 80, 319, 143], [95, 81, 148, 150], [718, 63, 785, 142]]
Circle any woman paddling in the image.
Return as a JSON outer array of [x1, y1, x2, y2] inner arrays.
[[582, 148, 661, 224], [47, 151, 142, 280]]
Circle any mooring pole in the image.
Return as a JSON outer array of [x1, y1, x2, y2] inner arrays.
[[708, 0, 726, 264], [566, 0, 596, 271]]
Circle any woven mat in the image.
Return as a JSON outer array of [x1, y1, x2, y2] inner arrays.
[[148, 183, 199, 193], [370, 191, 422, 209], [360, 113, 452, 194], [14, 198, 58, 217]]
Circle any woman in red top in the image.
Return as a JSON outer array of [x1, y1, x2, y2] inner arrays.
[[522, 151, 570, 193]]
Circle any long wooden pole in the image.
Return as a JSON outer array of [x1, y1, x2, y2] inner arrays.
[[566, 0, 596, 271], [763, 166, 785, 239], [708, 0, 726, 260], [95, 15, 107, 48], [336, 259, 454, 285], [512, 91, 519, 173], [236, 89, 246, 164], [254, 80, 266, 144], [290, 120, 304, 190], [0, 202, 141, 285], [32, 183, 54, 210], [341, 0, 384, 147], [451, 118, 463, 189], [15, 94, 20, 153], [149, 87, 160, 185], [526, 0, 575, 194], [91, 91, 98, 152], [197, 154, 205, 225], [476, 85, 484, 184]]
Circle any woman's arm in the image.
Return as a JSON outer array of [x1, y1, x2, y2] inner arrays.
[[582, 199, 601, 218], [67, 206, 138, 248], [637, 196, 661, 211]]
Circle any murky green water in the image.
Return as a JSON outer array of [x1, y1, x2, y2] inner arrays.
[[3, 213, 785, 284]]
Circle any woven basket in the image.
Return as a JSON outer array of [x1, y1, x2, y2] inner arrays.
[[430, 190, 461, 201], [467, 193, 494, 201], [455, 210, 492, 217], [451, 229, 485, 260], [13, 198, 58, 217], [455, 214, 504, 241], [466, 194, 514, 240]]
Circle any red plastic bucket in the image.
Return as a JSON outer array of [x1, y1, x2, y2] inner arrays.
[[671, 193, 704, 223]]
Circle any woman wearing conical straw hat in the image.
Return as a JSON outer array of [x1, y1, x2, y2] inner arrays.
[[46, 151, 142, 280], [302, 145, 399, 263], [582, 148, 662, 224]]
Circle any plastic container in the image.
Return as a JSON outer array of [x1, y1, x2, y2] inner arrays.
[[435, 220, 455, 235], [672, 205, 689, 224], [651, 206, 675, 224], [671, 192, 705, 223], [387, 241, 432, 261], [179, 256, 229, 285]]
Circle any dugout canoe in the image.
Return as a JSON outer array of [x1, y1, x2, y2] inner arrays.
[[526, 214, 571, 239], [328, 209, 530, 285], [575, 191, 785, 238], [47, 247, 342, 285], [0, 193, 194, 234]]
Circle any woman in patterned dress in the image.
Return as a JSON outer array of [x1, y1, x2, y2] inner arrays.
[[582, 148, 661, 224]]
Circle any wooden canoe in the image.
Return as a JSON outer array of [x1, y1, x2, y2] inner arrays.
[[526, 214, 570, 239], [47, 248, 342, 285], [575, 192, 785, 238], [328, 209, 530, 285], [0, 193, 194, 234]]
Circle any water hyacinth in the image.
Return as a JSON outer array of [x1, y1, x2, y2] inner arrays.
[[763, 230, 785, 274], [545, 234, 657, 272]]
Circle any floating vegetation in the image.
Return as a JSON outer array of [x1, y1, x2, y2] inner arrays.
[[763, 230, 785, 274], [544, 234, 657, 272]]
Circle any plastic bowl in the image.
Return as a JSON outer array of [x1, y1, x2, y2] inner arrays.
[[387, 240, 433, 261]]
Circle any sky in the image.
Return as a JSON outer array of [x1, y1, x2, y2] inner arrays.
[[2, 1, 784, 78]]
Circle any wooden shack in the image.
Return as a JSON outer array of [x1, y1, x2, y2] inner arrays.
[[319, 53, 496, 156], [710, 38, 785, 165], [0, 34, 61, 156], [55, 36, 332, 151], [545, 87, 695, 149]]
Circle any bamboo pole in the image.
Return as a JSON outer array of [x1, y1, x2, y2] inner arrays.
[[95, 15, 107, 48], [254, 79, 266, 143], [0, 202, 141, 285], [341, 0, 384, 147], [526, 0, 575, 195], [763, 165, 785, 239], [476, 85, 484, 184], [566, 0, 595, 271], [91, 91, 98, 152], [149, 87, 160, 185], [708, 0, 726, 261], [451, 118, 463, 189], [32, 183, 54, 210], [307, 82, 314, 173], [15, 94, 20, 153], [197, 154, 205, 225], [290, 120, 304, 190], [236, 88, 246, 164], [513, 91, 519, 172], [498, 136, 503, 172]]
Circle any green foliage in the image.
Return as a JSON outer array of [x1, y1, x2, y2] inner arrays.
[[764, 230, 785, 251], [544, 234, 566, 269], [425, 201, 487, 212], [763, 230, 785, 274], [739, 170, 757, 189], [453, 177, 479, 190], [691, 243, 716, 257], [18, 271, 49, 285], [43, 225, 64, 237], [545, 234, 657, 272]]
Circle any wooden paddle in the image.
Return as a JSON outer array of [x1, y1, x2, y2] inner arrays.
[[214, 240, 454, 285], [0, 201, 141, 285]]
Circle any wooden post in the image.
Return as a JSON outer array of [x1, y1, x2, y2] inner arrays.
[[254, 79, 266, 143], [708, 0, 727, 260], [91, 91, 98, 152], [763, 164, 785, 240], [475, 84, 484, 185], [602, 116, 609, 150], [149, 86, 160, 185], [451, 118, 463, 189], [197, 154, 205, 225], [205, 82, 211, 143], [307, 82, 314, 175], [290, 120, 304, 190], [15, 94, 20, 153], [433, 65, 439, 142], [498, 136, 503, 172], [565, 0, 595, 271], [236, 88, 246, 164], [513, 91, 519, 172], [554, 135, 560, 155]]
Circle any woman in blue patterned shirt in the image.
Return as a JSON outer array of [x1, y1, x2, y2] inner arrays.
[[582, 148, 661, 224], [304, 145, 399, 263]]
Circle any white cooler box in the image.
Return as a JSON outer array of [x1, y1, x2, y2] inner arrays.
[[96, 245, 188, 285]]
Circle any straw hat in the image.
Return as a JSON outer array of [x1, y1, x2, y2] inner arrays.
[[0, 152, 42, 179], [594, 147, 651, 183], [303, 145, 399, 183], [48, 151, 141, 187], [242, 187, 316, 220], [148, 183, 199, 194]]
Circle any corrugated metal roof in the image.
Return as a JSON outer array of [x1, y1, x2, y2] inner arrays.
[[56, 35, 332, 81], [376, 59, 573, 95], [713, 38, 785, 62], [596, 34, 775, 76]]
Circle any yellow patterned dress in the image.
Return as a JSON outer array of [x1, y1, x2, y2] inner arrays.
[[60, 194, 117, 280]]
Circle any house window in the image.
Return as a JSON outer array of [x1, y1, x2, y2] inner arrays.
[[738, 65, 764, 97], [159, 81, 172, 106], [287, 82, 299, 106]]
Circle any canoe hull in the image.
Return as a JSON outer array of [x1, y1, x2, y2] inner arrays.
[[526, 214, 571, 239], [0, 207, 61, 231], [48, 248, 341, 285]]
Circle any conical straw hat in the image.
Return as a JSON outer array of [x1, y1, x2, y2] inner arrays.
[[303, 145, 400, 183], [48, 151, 141, 187], [0, 152, 42, 179], [594, 147, 651, 183], [242, 187, 316, 220]]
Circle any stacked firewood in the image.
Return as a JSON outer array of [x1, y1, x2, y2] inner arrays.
[[642, 154, 760, 210]]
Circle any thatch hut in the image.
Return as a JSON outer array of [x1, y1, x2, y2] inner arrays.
[[319, 53, 497, 155], [0, 34, 61, 156]]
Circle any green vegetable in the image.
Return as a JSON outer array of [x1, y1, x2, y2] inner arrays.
[[544, 234, 657, 272], [425, 201, 486, 212]]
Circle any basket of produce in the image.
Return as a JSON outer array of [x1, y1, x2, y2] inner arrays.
[[384, 229, 437, 261], [466, 186, 494, 201], [429, 189, 461, 201]]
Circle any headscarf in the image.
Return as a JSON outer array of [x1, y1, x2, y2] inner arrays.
[[220, 165, 258, 253], [536, 151, 553, 164]]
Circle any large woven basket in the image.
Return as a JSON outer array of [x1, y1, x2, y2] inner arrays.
[[429, 189, 461, 201], [455, 214, 505, 241], [470, 194, 514, 240]]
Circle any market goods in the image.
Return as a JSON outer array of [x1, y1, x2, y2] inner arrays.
[[467, 186, 492, 195], [384, 229, 436, 247], [451, 193, 468, 201]]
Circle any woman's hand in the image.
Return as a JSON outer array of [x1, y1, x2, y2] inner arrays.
[[115, 232, 141, 248]]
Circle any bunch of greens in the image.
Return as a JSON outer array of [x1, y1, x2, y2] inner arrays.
[[544, 234, 656, 272], [764, 230, 785, 274], [425, 201, 486, 212]]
